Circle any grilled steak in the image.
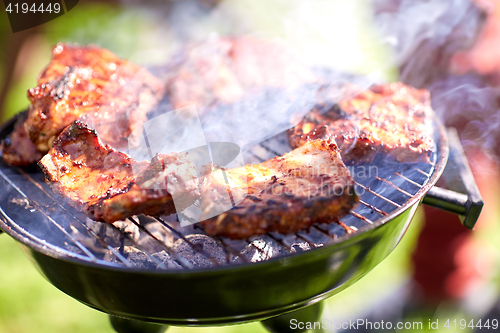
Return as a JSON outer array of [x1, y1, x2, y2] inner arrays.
[[166, 36, 315, 112], [38, 121, 200, 223], [19, 43, 163, 158], [200, 139, 358, 239], [287, 83, 435, 163]]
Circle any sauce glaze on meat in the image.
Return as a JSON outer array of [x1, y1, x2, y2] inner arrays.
[[200, 139, 358, 239], [287, 83, 435, 163], [38, 121, 200, 223]]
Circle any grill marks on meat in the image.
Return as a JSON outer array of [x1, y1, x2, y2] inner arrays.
[[38, 121, 200, 223], [166, 36, 315, 112], [200, 139, 358, 239], [287, 83, 435, 163], [24, 43, 164, 155]]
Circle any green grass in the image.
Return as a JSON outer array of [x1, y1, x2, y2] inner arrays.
[[0, 235, 110, 333]]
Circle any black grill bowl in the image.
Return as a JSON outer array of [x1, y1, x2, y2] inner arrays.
[[0, 112, 448, 326]]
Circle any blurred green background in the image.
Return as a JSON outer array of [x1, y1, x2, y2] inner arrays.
[[0, 1, 499, 332]]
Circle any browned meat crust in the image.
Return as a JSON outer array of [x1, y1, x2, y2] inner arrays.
[[166, 36, 315, 112], [24, 43, 164, 154], [200, 139, 358, 239], [1, 112, 42, 166], [287, 83, 435, 163], [38, 121, 199, 223]]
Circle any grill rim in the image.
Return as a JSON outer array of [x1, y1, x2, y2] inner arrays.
[[0, 112, 449, 274]]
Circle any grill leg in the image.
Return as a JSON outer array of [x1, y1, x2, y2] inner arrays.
[[109, 315, 168, 333], [260, 301, 324, 333]]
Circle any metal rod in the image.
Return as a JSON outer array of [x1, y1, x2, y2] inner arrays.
[[266, 232, 293, 251], [312, 226, 337, 240], [351, 211, 374, 224], [338, 221, 354, 234], [412, 167, 431, 178], [355, 182, 401, 208], [395, 172, 423, 188], [359, 199, 388, 216], [375, 176, 413, 198], [422, 187, 467, 215], [295, 232, 319, 249]]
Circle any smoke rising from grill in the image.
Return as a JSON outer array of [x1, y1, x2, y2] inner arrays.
[[102, 0, 490, 165], [375, 0, 483, 88], [429, 74, 500, 160], [95, 0, 398, 157], [373, 0, 500, 163]]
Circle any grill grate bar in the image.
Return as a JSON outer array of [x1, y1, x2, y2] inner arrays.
[[154, 217, 222, 266], [355, 182, 401, 208], [248, 151, 268, 164], [395, 172, 423, 188], [17, 169, 134, 267], [295, 232, 321, 248], [315, 225, 336, 238], [266, 232, 293, 251], [312, 225, 337, 239], [338, 221, 355, 234], [127, 217, 193, 269], [259, 142, 284, 157], [359, 199, 388, 216], [0, 168, 98, 261], [315, 224, 349, 238], [412, 167, 431, 178], [351, 211, 374, 224], [374, 176, 413, 198]]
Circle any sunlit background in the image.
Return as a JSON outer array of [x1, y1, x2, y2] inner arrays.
[[1, 0, 500, 332]]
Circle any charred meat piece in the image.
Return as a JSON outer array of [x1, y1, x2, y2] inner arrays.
[[200, 139, 358, 239], [38, 121, 199, 223], [24, 43, 164, 154], [287, 83, 435, 163], [1, 112, 42, 166], [166, 36, 316, 112]]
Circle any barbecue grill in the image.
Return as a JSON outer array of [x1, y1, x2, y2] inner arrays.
[[0, 111, 483, 333]]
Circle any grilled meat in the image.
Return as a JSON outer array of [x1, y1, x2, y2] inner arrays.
[[1, 112, 42, 166], [38, 121, 200, 223], [287, 83, 435, 163], [200, 139, 358, 239], [24, 43, 164, 154], [167, 36, 315, 112]]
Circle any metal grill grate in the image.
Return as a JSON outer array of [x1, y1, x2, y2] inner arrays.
[[0, 131, 437, 270]]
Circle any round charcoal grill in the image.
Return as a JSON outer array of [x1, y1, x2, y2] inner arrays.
[[0, 112, 483, 333]]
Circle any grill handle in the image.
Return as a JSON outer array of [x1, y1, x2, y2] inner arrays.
[[422, 128, 483, 229]]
